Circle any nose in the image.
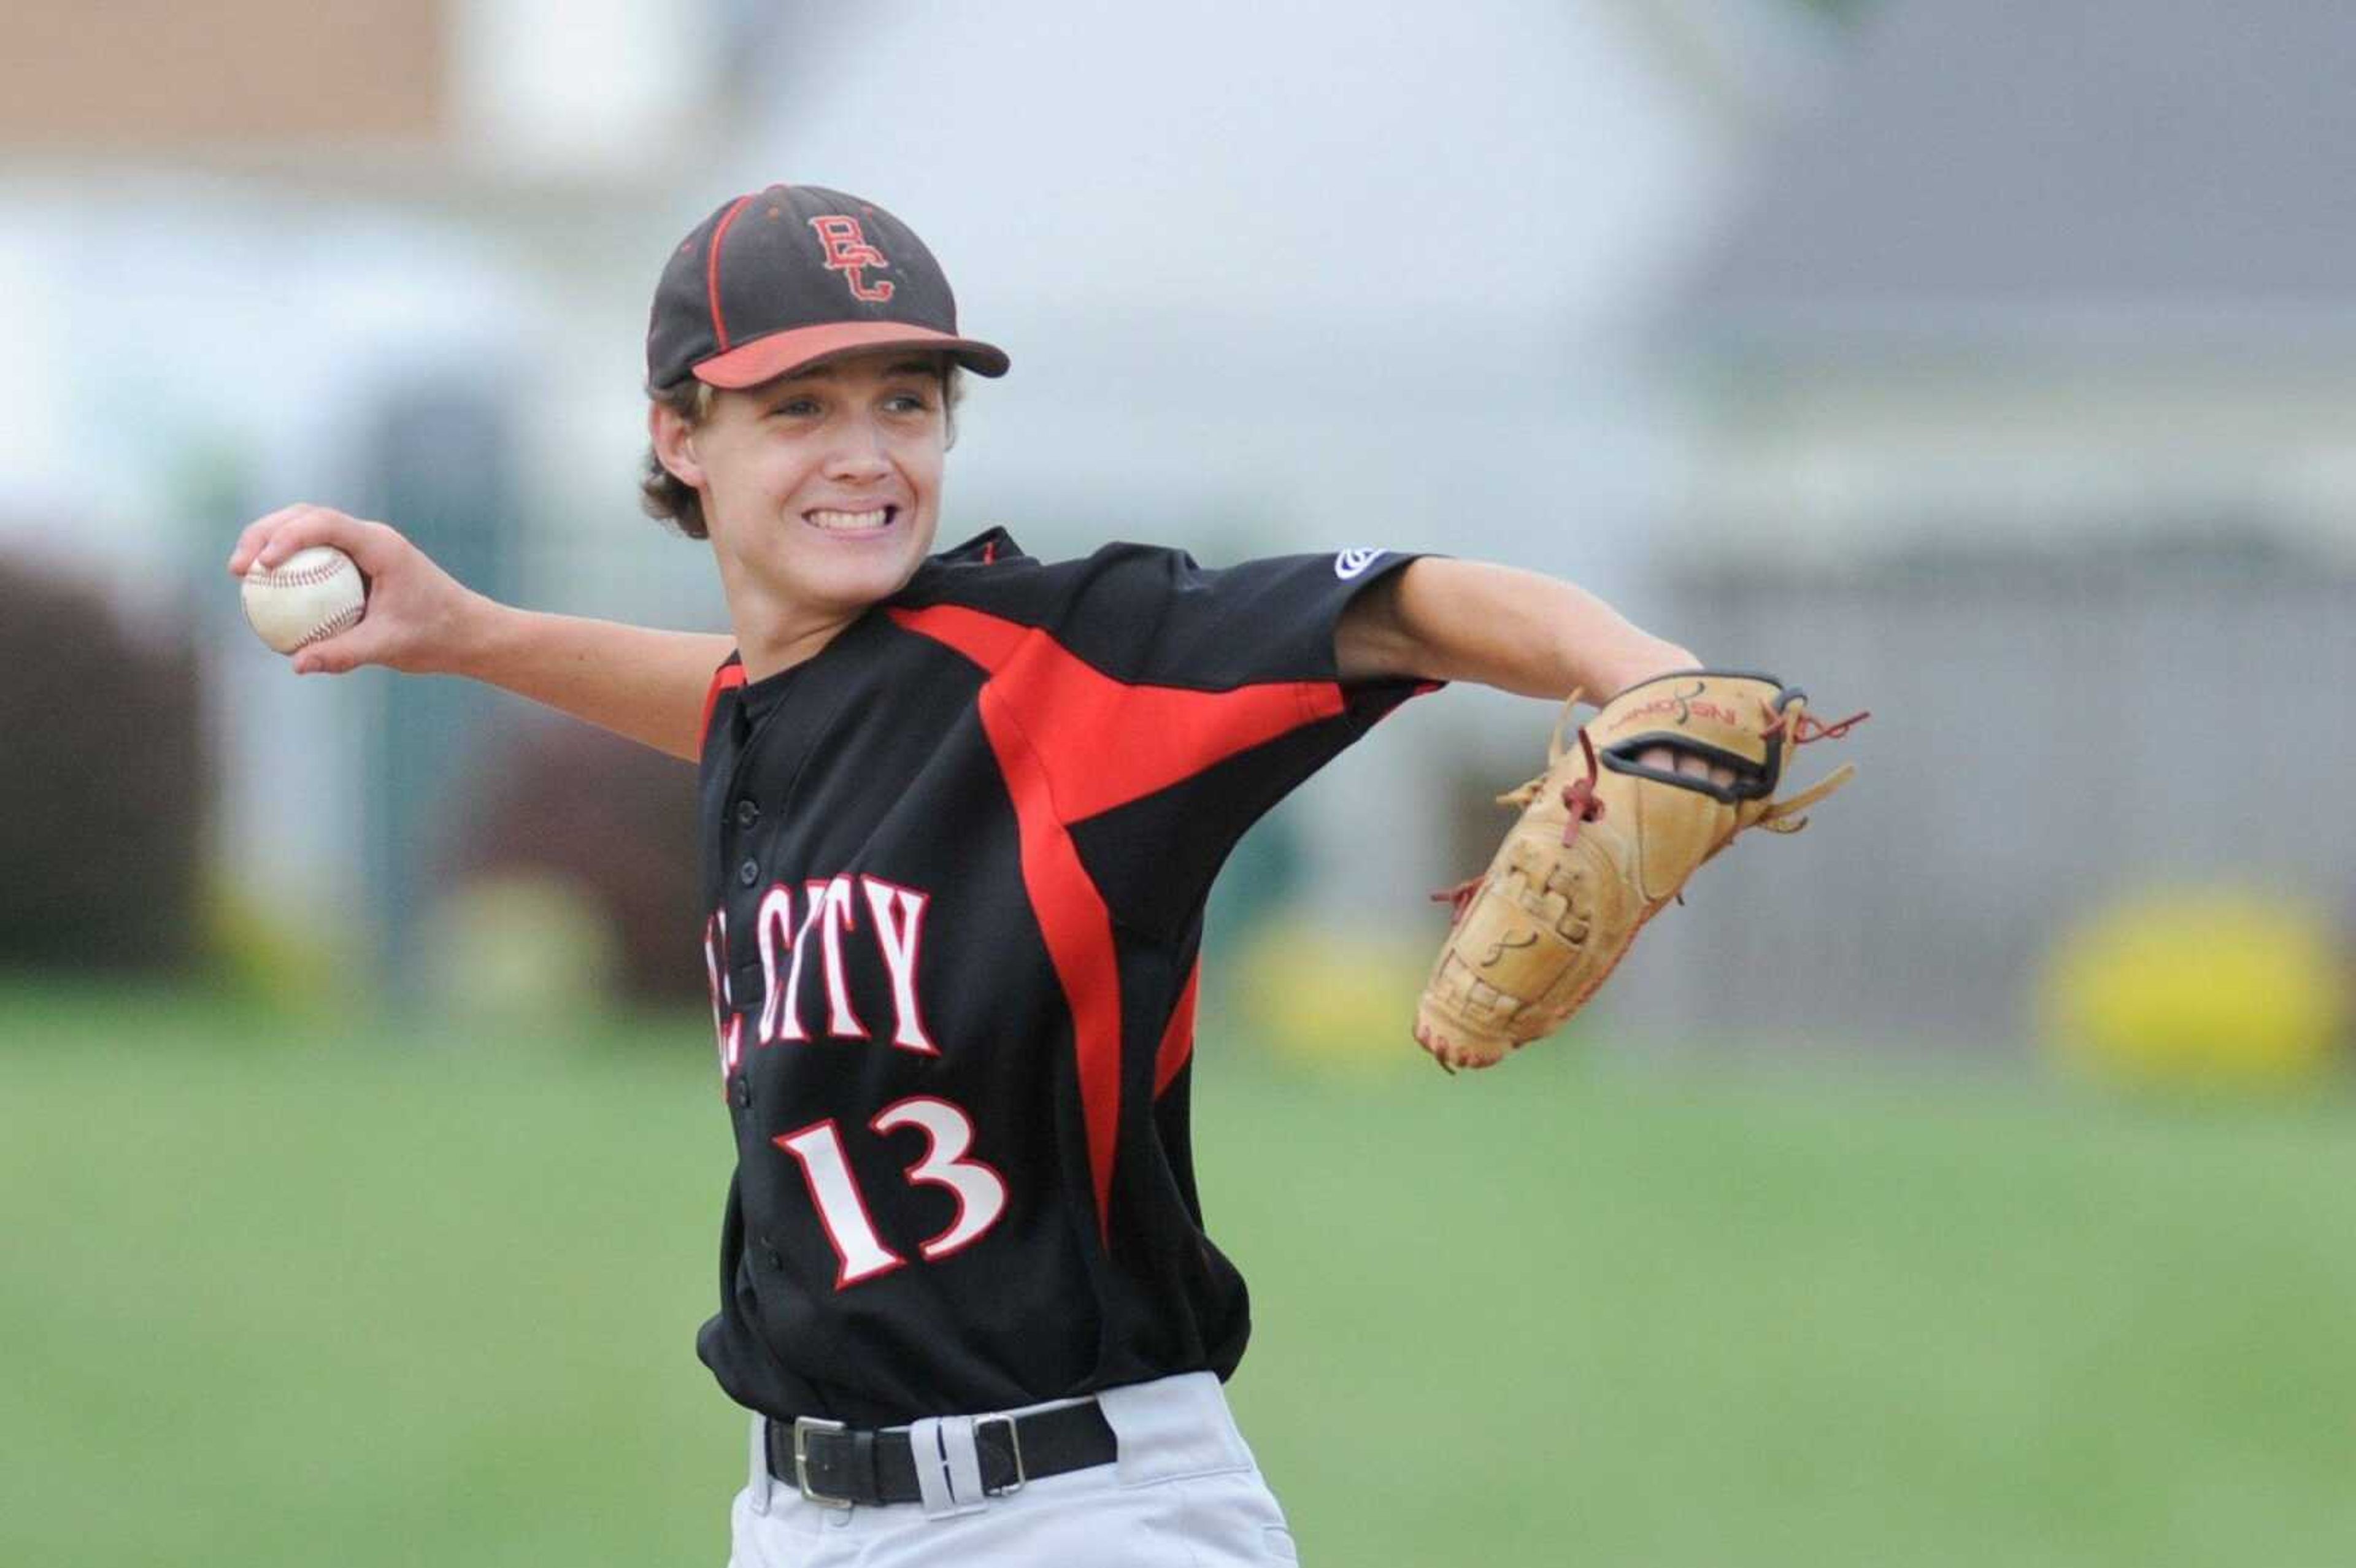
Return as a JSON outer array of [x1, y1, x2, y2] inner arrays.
[[823, 413, 892, 483]]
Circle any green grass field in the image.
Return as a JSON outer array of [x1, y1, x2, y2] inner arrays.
[[4, 983, 2352, 1566]]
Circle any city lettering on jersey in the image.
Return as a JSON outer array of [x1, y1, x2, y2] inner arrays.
[[702, 909, 745, 1077], [701, 873, 936, 1067], [702, 875, 1003, 1291]]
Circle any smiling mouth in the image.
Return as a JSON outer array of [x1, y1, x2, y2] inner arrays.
[[804, 505, 899, 534]]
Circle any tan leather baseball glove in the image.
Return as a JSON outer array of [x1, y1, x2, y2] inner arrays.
[[1413, 670, 1866, 1071]]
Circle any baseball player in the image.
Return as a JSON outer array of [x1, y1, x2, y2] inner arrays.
[[227, 185, 1730, 1564]]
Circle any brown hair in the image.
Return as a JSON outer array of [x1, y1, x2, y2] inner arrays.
[[639, 362, 965, 540]]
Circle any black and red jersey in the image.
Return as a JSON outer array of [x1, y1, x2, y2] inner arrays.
[[691, 527, 1431, 1426]]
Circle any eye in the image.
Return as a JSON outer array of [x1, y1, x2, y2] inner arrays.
[[769, 395, 822, 418], [884, 390, 936, 415]]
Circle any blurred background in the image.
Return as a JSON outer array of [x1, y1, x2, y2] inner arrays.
[[4, 1, 2350, 1564]]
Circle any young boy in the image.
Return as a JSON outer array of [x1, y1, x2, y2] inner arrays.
[[228, 185, 1725, 1566]]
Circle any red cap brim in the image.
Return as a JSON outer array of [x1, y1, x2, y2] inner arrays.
[[693, 321, 1009, 388]]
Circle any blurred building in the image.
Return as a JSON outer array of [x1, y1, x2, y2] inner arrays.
[[0, 0, 769, 986], [1622, 0, 2356, 1050], [2, 1, 1829, 999]]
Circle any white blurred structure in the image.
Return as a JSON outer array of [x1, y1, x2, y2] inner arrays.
[[1673, 0, 2356, 569], [3, 0, 1827, 980], [1623, 0, 2356, 1050]]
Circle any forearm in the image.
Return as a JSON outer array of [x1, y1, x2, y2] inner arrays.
[[454, 598, 736, 763], [1346, 558, 1694, 699]]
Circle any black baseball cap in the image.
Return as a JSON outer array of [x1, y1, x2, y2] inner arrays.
[[646, 184, 1010, 393]]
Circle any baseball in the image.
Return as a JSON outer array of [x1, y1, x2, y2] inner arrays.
[[242, 545, 366, 655]]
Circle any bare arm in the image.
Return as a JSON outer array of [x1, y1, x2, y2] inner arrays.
[[227, 505, 731, 763], [452, 606, 734, 762], [1336, 557, 1733, 785], [1336, 558, 1694, 698]]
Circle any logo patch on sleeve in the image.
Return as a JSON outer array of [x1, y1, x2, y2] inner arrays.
[[1334, 547, 1385, 580]]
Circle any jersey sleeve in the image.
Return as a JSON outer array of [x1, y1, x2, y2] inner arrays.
[[1044, 544, 1439, 939], [886, 539, 1441, 940], [1050, 542, 1422, 705]]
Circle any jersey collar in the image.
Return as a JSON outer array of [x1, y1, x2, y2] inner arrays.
[[926, 525, 1025, 567], [725, 530, 1026, 720]]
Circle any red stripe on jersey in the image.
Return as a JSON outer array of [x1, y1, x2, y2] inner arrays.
[[885, 602, 1028, 676], [976, 685, 1125, 1245], [889, 601, 1358, 1247], [887, 604, 1346, 818], [1153, 959, 1201, 1099], [699, 661, 747, 754]]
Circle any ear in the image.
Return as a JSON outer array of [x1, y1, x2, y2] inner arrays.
[[649, 401, 707, 488]]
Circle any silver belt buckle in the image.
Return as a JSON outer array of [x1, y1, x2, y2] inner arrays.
[[790, 1416, 855, 1508], [976, 1413, 1026, 1496]]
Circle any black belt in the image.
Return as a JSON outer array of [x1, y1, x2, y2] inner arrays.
[[764, 1401, 1118, 1507]]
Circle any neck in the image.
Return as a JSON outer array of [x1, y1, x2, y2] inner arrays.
[[735, 611, 864, 683], [724, 572, 869, 682]]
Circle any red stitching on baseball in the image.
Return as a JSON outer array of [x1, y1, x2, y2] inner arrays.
[[295, 603, 364, 648], [250, 561, 353, 589]]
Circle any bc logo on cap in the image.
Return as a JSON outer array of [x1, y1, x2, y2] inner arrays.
[[1334, 547, 1385, 580], [809, 216, 895, 303]]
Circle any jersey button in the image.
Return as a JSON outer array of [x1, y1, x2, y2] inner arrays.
[[728, 1076, 750, 1109], [737, 858, 760, 887], [734, 799, 760, 829]]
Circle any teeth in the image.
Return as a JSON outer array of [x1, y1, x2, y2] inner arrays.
[[807, 507, 891, 531]]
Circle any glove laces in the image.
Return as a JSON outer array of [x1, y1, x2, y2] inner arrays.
[[1760, 702, 1869, 745], [1556, 727, 1606, 847], [1431, 728, 1606, 924]]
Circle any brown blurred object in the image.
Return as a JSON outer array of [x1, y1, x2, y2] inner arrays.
[[0, 1, 442, 149], [0, 551, 208, 973], [434, 715, 703, 1008]]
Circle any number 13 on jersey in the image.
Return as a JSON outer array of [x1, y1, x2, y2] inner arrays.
[[774, 1095, 1010, 1289]]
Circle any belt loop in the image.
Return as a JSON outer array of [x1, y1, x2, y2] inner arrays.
[[850, 1429, 880, 1502], [747, 1415, 773, 1517], [975, 1413, 1026, 1496], [909, 1415, 990, 1518]]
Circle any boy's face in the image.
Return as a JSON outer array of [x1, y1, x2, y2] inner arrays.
[[666, 349, 949, 618]]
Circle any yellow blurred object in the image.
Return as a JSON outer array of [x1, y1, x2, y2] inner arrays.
[[2040, 886, 2350, 1094], [1231, 916, 1430, 1075], [198, 866, 351, 1017], [421, 873, 620, 1026]]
